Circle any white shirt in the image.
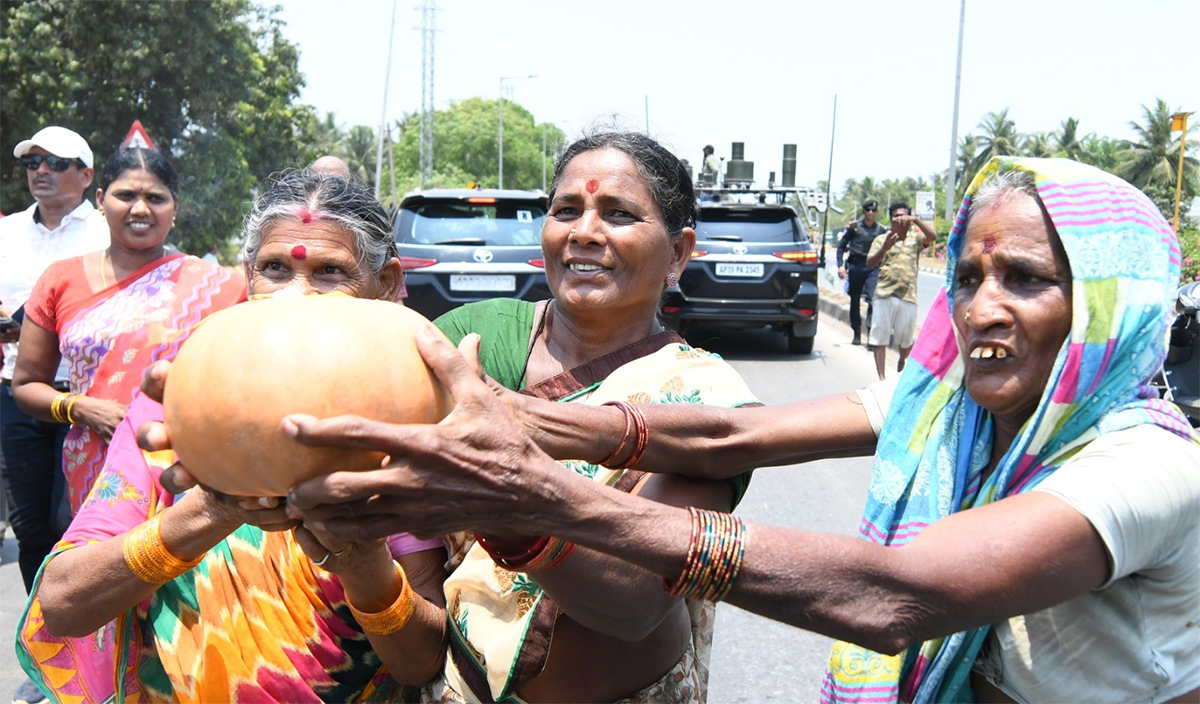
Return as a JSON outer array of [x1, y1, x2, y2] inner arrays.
[[0, 200, 109, 381], [978, 424, 1200, 702]]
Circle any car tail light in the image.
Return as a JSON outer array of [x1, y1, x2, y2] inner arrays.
[[400, 256, 437, 270], [796, 308, 815, 316], [662, 306, 681, 314], [690, 250, 707, 258], [774, 251, 818, 264], [528, 258, 546, 268], [467, 197, 497, 204]]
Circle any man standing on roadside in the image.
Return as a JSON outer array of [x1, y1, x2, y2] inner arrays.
[[865, 201, 937, 379], [836, 199, 886, 345], [0, 125, 108, 704], [699, 144, 720, 186]]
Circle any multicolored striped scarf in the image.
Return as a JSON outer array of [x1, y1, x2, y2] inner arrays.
[[821, 157, 1195, 703]]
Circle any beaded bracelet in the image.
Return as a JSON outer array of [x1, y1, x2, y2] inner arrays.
[[663, 506, 747, 602], [122, 513, 205, 584], [475, 533, 577, 573], [349, 561, 417, 635]]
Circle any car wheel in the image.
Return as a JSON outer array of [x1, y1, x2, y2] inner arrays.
[[787, 331, 814, 355]]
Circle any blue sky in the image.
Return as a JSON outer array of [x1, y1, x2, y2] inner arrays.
[[274, 0, 1200, 192]]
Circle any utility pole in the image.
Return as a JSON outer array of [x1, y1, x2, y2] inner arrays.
[[1171, 111, 1193, 232], [418, 0, 436, 188], [944, 0, 966, 222], [498, 74, 536, 189], [374, 0, 398, 198], [820, 94, 837, 268]]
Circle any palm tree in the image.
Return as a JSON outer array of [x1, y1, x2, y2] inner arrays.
[[1054, 117, 1084, 161], [973, 109, 1022, 171], [1116, 99, 1197, 199], [1023, 131, 1055, 158], [341, 125, 377, 186], [956, 134, 980, 200]]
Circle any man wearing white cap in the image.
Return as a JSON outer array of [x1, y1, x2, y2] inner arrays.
[[0, 124, 108, 704]]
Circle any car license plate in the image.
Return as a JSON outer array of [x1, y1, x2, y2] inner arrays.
[[715, 263, 764, 278], [450, 274, 516, 292]]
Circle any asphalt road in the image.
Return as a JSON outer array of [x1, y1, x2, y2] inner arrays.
[[0, 313, 879, 702]]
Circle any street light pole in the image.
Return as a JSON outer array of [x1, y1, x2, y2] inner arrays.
[[944, 0, 966, 222], [498, 74, 536, 189], [1171, 111, 1193, 233]]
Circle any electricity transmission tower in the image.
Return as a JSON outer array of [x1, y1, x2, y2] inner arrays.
[[418, 0, 436, 187]]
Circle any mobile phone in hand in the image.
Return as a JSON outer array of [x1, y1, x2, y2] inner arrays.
[[0, 317, 18, 332]]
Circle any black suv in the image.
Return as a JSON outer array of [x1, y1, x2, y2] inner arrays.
[[660, 190, 820, 353], [394, 188, 551, 320]]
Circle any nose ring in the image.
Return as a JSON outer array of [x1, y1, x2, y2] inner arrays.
[[570, 228, 577, 236]]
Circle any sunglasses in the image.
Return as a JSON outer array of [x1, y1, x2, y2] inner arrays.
[[21, 154, 85, 172], [863, 207, 877, 212]]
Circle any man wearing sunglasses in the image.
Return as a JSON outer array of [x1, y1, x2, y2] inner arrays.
[[836, 199, 886, 346], [0, 124, 108, 704]]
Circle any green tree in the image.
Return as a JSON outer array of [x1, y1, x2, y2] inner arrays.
[[973, 108, 1022, 170], [1053, 117, 1084, 161], [385, 97, 564, 197], [1023, 131, 1055, 158], [0, 0, 314, 254], [956, 134, 980, 200], [1078, 134, 1123, 171], [1116, 98, 1198, 218]]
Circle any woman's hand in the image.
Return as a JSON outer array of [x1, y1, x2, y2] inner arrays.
[[292, 523, 390, 574], [73, 396, 127, 441], [285, 326, 560, 543], [191, 487, 299, 534]]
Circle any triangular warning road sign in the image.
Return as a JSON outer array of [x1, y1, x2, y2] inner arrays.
[[122, 120, 156, 150]]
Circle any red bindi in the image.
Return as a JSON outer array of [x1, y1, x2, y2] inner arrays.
[[981, 235, 997, 254], [291, 245, 307, 260], [586, 179, 599, 193]]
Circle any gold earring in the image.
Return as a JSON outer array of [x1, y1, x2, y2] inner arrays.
[[964, 310, 972, 323]]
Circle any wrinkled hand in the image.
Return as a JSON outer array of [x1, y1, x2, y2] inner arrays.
[[197, 487, 299, 533], [76, 397, 127, 442], [285, 327, 554, 544], [292, 523, 390, 574]]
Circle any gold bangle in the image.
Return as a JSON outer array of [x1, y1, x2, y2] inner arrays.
[[50, 393, 69, 424], [65, 393, 81, 424], [122, 513, 204, 584], [348, 561, 416, 635]]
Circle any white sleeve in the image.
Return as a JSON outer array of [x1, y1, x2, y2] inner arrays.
[[855, 377, 899, 438], [1033, 425, 1200, 588]]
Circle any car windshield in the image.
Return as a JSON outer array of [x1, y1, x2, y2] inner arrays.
[[695, 209, 800, 243], [399, 201, 546, 246]]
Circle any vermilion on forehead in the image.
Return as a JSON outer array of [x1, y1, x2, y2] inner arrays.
[[586, 179, 599, 193], [981, 235, 997, 254], [292, 245, 307, 260]]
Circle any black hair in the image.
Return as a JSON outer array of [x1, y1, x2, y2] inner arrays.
[[550, 131, 697, 237], [888, 201, 911, 218], [97, 148, 178, 199]]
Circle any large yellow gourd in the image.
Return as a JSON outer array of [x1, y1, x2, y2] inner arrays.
[[163, 295, 452, 496]]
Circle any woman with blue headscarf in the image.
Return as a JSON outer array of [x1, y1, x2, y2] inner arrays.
[[285, 157, 1199, 703]]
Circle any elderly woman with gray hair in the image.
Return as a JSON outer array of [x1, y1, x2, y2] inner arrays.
[[17, 169, 448, 703]]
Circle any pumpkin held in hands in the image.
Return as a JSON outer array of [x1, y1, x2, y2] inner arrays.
[[162, 295, 453, 496]]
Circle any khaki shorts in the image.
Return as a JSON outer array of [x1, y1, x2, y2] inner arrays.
[[868, 296, 917, 348]]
